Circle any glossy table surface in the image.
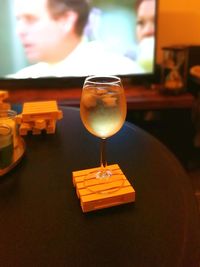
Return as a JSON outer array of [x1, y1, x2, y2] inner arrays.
[[0, 106, 199, 267]]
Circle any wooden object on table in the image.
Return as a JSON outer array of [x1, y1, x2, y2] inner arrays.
[[0, 90, 11, 110], [0, 90, 9, 102], [16, 100, 63, 135], [72, 164, 135, 212]]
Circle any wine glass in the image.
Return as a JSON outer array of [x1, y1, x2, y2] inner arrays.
[[80, 75, 127, 194]]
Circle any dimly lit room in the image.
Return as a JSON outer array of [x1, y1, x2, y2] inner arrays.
[[0, 0, 200, 266]]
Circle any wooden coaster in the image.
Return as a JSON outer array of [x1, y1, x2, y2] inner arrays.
[[72, 164, 135, 212]]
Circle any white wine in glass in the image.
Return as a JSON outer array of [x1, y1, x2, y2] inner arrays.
[[80, 75, 127, 193]]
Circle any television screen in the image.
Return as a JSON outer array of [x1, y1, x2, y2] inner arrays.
[[0, 0, 158, 88]]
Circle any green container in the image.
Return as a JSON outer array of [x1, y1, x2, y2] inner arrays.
[[0, 124, 13, 169]]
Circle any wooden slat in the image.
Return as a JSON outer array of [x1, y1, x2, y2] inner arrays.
[[72, 164, 121, 185], [81, 186, 135, 212], [23, 100, 58, 114]]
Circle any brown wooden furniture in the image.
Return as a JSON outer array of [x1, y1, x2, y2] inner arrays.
[[6, 85, 195, 110]]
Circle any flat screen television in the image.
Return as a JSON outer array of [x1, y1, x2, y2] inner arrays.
[[0, 0, 159, 89]]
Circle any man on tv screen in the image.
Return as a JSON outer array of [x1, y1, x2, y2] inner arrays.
[[135, 0, 156, 72], [9, 0, 143, 78]]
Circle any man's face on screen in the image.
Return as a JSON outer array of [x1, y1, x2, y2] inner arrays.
[[136, 0, 155, 42], [14, 0, 76, 63]]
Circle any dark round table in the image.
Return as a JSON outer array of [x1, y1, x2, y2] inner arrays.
[[0, 106, 199, 267]]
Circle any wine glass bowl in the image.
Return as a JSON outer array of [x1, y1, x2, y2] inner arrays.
[[80, 75, 127, 193]]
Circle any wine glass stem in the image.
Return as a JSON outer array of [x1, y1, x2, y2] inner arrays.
[[100, 138, 107, 170]]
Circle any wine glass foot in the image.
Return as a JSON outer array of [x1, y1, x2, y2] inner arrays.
[[96, 169, 112, 179], [83, 169, 125, 195]]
